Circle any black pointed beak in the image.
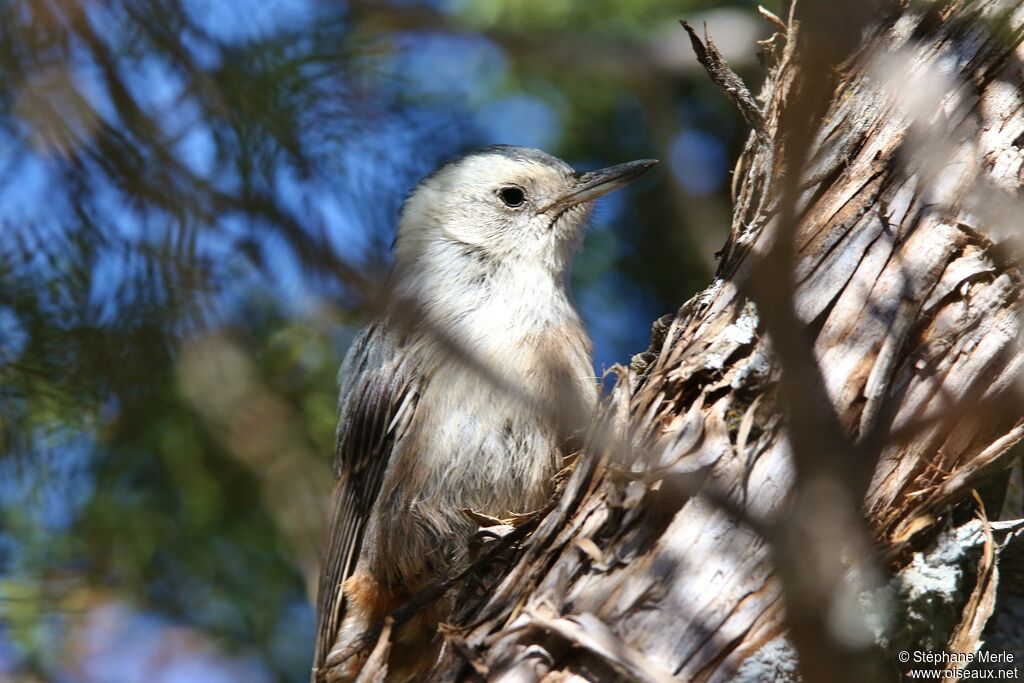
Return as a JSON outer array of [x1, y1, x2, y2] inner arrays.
[[540, 158, 659, 214]]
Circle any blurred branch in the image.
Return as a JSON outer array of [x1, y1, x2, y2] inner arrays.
[[178, 334, 332, 598]]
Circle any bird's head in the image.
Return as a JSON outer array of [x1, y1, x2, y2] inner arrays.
[[395, 146, 657, 278]]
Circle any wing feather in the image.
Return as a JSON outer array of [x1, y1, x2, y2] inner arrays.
[[312, 323, 419, 675]]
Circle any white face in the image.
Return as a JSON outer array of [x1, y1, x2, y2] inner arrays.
[[395, 146, 656, 277], [397, 148, 591, 268]]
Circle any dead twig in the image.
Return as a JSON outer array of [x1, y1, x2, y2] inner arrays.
[[353, 617, 394, 683], [680, 21, 768, 143]]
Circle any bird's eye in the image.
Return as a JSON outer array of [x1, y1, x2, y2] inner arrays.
[[498, 186, 526, 208]]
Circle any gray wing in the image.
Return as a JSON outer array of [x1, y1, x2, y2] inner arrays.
[[313, 322, 420, 675]]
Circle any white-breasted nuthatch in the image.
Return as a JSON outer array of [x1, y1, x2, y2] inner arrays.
[[313, 146, 657, 682]]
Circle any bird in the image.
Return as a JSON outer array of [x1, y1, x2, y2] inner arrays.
[[312, 145, 657, 683]]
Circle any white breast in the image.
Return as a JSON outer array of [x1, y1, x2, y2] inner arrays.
[[403, 258, 596, 514]]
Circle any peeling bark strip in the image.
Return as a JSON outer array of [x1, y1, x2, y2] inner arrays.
[[398, 2, 1024, 682]]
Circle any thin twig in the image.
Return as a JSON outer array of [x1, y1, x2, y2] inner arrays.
[[758, 5, 789, 33], [353, 617, 393, 683], [680, 21, 768, 143]]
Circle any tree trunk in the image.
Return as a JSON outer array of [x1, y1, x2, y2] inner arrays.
[[371, 2, 1024, 681]]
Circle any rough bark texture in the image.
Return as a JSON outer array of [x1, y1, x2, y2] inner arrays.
[[381, 2, 1024, 681]]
